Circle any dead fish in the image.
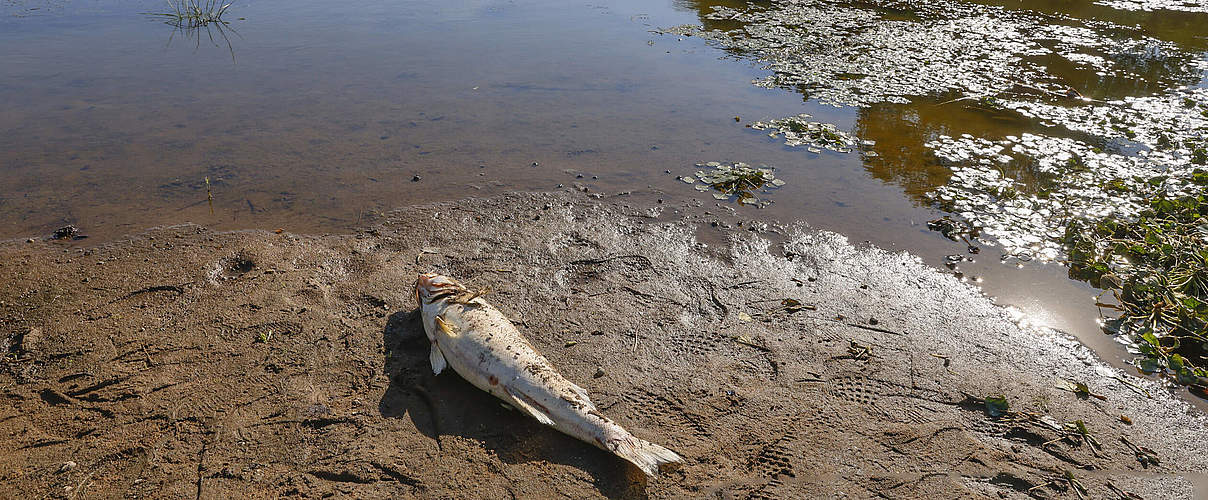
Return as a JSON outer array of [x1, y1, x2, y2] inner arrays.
[[414, 272, 683, 476]]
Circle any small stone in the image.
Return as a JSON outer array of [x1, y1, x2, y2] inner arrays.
[[411, 175, 421, 182], [26, 238, 34, 243], [59, 461, 76, 473], [531, 162, 539, 167], [869, 317, 879, 325], [594, 367, 605, 378]]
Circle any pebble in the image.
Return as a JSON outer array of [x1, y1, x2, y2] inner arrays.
[[59, 461, 76, 473], [411, 175, 421, 182], [594, 367, 606, 378]]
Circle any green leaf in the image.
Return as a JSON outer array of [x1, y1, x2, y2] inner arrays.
[[984, 395, 1009, 418], [1176, 367, 1199, 385], [1141, 331, 1160, 348]]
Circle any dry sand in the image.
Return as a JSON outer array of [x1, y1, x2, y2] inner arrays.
[[2, 191, 1206, 499]]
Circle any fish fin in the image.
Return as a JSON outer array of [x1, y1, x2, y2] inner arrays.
[[429, 343, 447, 375], [434, 315, 459, 337], [568, 382, 597, 411], [504, 386, 555, 426], [608, 434, 684, 477]]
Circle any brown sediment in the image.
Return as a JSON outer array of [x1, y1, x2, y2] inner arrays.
[[0, 191, 1205, 499]]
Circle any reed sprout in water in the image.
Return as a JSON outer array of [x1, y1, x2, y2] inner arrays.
[[146, 0, 240, 62], [148, 0, 233, 29]]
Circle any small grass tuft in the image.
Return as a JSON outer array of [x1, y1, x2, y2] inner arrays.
[[148, 0, 233, 29]]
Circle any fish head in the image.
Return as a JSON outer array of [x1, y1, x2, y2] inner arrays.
[[415, 272, 467, 307]]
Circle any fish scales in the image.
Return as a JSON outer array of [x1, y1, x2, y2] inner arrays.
[[415, 272, 683, 476]]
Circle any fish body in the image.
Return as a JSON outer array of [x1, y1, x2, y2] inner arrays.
[[414, 272, 683, 476]]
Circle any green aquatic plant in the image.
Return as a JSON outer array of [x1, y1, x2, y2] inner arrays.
[[687, 162, 786, 206], [146, 0, 240, 62], [1065, 189, 1208, 385], [148, 0, 233, 29], [749, 114, 859, 153]]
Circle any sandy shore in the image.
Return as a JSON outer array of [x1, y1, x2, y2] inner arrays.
[[1, 191, 1205, 499]]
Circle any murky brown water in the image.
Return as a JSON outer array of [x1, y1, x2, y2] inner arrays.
[[2, 0, 1206, 382]]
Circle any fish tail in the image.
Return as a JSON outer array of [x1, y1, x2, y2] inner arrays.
[[608, 433, 684, 477]]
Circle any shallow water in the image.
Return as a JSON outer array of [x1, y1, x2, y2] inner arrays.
[[2, 0, 1206, 383]]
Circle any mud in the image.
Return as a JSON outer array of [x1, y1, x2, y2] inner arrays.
[[2, 191, 1206, 498]]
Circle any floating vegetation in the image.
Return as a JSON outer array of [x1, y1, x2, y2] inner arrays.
[[661, 0, 1197, 107], [926, 132, 1208, 259], [749, 114, 858, 152], [690, 162, 785, 206], [1094, 0, 1208, 13], [1000, 87, 1208, 163]]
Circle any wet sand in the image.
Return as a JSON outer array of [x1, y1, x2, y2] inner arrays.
[[2, 191, 1205, 499]]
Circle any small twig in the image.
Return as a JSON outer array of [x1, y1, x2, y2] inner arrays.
[[844, 322, 904, 336], [707, 283, 728, 318], [1111, 375, 1152, 398], [1106, 481, 1143, 499]]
